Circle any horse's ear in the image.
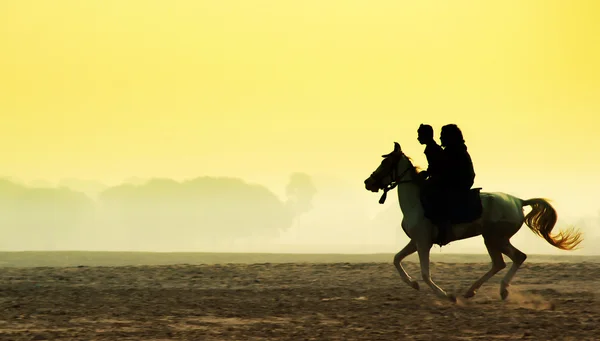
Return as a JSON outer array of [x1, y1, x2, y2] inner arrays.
[[382, 142, 402, 158]]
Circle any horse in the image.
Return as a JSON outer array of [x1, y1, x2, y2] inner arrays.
[[363, 142, 583, 302]]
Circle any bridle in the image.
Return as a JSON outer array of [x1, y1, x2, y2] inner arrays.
[[375, 154, 416, 204]]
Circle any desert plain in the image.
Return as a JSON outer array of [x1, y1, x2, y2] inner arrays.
[[0, 252, 598, 341]]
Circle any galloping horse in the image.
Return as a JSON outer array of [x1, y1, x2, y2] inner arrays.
[[364, 142, 582, 302]]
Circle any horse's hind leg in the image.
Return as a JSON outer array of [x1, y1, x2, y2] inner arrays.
[[499, 241, 527, 300], [393, 240, 419, 290], [464, 237, 506, 298]]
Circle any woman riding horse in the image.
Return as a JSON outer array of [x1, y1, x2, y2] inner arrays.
[[421, 124, 476, 245]]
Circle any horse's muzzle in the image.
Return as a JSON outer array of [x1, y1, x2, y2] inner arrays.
[[364, 178, 379, 192]]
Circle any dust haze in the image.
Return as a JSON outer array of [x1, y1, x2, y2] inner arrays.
[[0, 173, 597, 255]]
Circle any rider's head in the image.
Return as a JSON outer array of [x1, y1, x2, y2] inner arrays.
[[440, 124, 465, 147], [417, 124, 434, 145]]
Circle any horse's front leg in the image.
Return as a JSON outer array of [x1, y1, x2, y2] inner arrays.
[[393, 240, 419, 290], [416, 240, 456, 302]]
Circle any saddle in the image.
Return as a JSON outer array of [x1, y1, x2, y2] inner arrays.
[[421, 187, 483, 225]]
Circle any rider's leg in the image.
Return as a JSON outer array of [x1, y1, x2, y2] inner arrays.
[[435, 190, 452, 245]]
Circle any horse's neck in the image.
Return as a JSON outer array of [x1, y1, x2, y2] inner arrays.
[[396, 166, 425, 226], [397, 183, 424, 218]]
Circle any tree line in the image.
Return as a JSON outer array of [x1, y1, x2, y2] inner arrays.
[[0, 173, 318, 251]]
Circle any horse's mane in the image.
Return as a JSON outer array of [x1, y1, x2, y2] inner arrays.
[[405, 155, 423, 173], [403, 154, 425, 187]]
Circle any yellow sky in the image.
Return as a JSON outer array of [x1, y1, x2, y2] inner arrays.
[[1, 0, 599, 214]]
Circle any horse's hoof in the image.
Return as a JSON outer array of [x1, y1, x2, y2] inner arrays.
[[410, 280, 420, 291], [500, 288, 509, 300], [464, 290, 475, 299]]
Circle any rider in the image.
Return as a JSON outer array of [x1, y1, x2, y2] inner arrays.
[[439, 124, 475, 192], [431, 124, 476, 245], [417, 124, 443, 182]]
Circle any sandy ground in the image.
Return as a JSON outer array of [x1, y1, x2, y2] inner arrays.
[[0, 257, 599, 340]]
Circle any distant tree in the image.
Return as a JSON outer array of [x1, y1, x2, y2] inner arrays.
[[0, 179, 95, 250], [98, 176, 294, 249], [285, 172, 317, 217], [29, 179, 54, 188], [123, 177, 147, 186], [59, 178, 108, 198]]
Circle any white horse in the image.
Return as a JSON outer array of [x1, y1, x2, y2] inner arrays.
[[364, 142, 582, 302]]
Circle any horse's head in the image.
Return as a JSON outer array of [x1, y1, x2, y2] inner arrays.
[[364, 142, 414, 193]]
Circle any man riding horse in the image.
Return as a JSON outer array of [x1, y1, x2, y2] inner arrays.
[[363, 131, 581, 302], [419, 124, 476, 245], [417, 124, 444, 181]]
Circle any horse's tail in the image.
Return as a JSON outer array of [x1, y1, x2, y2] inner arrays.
[[521, 198, 583, 250]]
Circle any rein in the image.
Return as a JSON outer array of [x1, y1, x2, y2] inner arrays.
[[378, 165, 414, 204]]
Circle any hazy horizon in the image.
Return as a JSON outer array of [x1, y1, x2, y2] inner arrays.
[[1, 174, 598, 256]]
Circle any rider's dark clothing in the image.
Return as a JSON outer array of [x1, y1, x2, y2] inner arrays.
[[438, 142, 475, 192], [423, 142, 444, 180], [423, 142, 476, 245]]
